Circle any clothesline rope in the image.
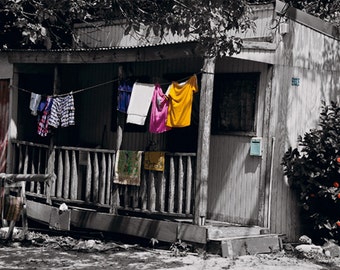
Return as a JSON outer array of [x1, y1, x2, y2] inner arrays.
[[10, 77, 120, 98], [10, 71, 203, 97]]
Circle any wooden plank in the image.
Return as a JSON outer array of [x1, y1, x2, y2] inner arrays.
[[56, 150, 63, 198], [23, 145, 28, 174], [36, 148, 42, 194], [168, 156, 175, 213], [99, 153, 106, 204], [30, 148, 35, 192], [194, 56, 216, 225], [70, 150, 78, 200], [70, 208, 208, 244], [63, 150, 70, 199], [26, 200, 53, 224], [220, 234, 282, 258], [177, 223, 207, 244], [105, 154, 112, 204], [148, 171, 156, 212], [140, 171, 147, 211], [258, 65, 274, 228], [7, 42, 200, 64], [71, 209, 178, 243], [178, 156, 184, 214], [123, 185, 129, 208], [159, 172, 165, 212], [0, 173, 52, 182], [185, 156, 192, 214], [93, 152, 99, 203], [85, 152, 92, 202]]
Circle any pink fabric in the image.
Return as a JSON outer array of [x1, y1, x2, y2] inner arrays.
[[149, 85, 171, 134]]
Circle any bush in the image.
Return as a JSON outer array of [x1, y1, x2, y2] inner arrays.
[[281, 101, 340, 243]]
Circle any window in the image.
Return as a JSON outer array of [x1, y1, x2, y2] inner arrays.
[[212, 73, 259, 135]]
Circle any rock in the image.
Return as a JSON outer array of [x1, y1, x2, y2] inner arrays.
[[59, 203, 68, 211], [295, 244, 323, 255], [85, 239, 96, 249], [283, 243, 294, 251], [298, 235, 312, 244], [323, 240, 340, 257]]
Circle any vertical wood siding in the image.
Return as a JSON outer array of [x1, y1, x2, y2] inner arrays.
[[69, 58, 203, 151], [269, 20, 340, 241], [208, 59, 269, 225]]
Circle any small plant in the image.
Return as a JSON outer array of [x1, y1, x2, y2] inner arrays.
[[149, 238, 159, 249], [282, 101, 340, 243]]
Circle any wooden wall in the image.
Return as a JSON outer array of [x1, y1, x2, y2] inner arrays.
[[269, 17, 340, 241], [70, 57, 204, 151]]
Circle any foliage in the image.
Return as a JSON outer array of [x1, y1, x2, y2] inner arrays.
[[1, 0, 339, 53], [114, 0, 255, 57], [170, 240, 190, 257], [248, 0, 340, 25], [287, 0, 340, 25], [0, 0, 255, 56], [282, 101, 340, 243], [0, 0, 114, 49]]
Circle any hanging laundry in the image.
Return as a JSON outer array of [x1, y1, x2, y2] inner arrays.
[[2, 194, 23, 221], [114, 150, 143, 186], [49, 94, 75, 128], [29, 92, 41, 116], [126, 82, 154, 125], [117, 82, 133, 113], [37, 96, 53, 137], [144, 151, 165, 172], [166, 75, 198, 128], [149, 85, 171, 134]]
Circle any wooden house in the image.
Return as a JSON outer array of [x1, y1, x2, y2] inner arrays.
[[0, 0, 340, 254]]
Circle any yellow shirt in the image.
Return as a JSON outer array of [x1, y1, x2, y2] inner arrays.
[[166, 75, 198, 127]]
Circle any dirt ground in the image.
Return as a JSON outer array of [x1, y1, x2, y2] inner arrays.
[[0, 229, 340, 270]]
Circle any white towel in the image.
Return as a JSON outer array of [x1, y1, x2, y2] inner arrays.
[[126, 82, 154, 125]]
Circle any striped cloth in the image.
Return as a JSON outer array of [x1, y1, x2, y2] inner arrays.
[[0, 192, 23, 221], [49, 94, 75, 128]]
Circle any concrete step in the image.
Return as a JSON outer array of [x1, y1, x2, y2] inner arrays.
[[208, 233, 282, 258]]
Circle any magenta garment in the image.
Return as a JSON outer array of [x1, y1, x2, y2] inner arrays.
[[149, 85, 171, 134]]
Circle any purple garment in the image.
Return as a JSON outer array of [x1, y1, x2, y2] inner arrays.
[[149, 85, 171, 134], [117, 83, 133, 113], [37, 96, 53, 137]]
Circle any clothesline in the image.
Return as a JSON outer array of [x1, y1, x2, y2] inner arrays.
[[10, 77, 120, 98], [10, 71, 203, 97]]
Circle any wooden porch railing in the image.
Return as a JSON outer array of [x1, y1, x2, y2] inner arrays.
[[9, 140, 196, 217]]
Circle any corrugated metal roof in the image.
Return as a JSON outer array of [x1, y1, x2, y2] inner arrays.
[[74, 23, 198, 49]]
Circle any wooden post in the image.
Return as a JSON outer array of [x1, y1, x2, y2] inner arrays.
[[194, 56, 216, 226], [7, 65, 19, 174], [258, 65, 274, 228], [46, 65, 59, 204], [111, 65, 126, 213]]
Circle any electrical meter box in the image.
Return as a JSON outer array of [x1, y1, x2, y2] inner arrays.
[[250, 137, 262, 157]]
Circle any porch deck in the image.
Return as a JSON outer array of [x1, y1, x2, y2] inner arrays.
[[25, 198, 281, 258], [8, 140, 282, 257]]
